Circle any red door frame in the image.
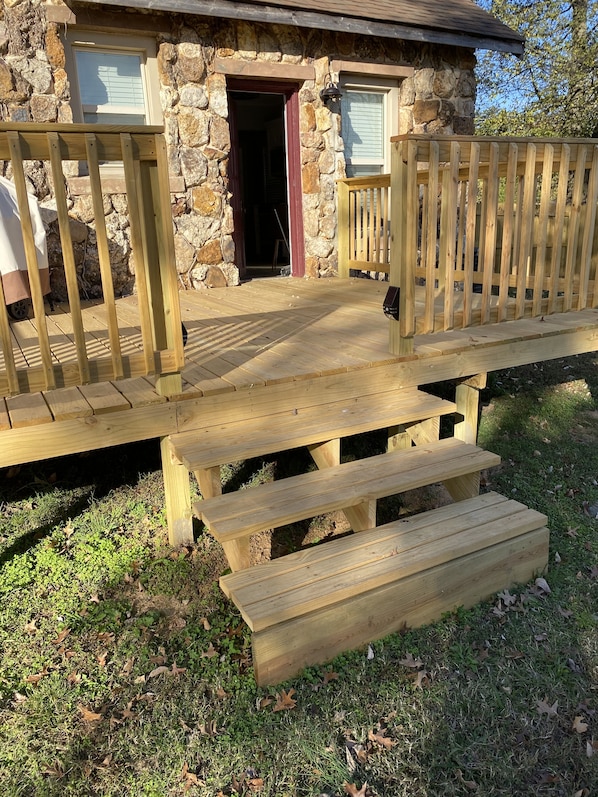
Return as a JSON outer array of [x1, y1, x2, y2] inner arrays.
[[227, 78, 305, 277]]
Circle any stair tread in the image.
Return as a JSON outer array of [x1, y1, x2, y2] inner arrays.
[[195, 437, 501, 540], [170, 387, 456, 471], [221, 492, 548, 632]]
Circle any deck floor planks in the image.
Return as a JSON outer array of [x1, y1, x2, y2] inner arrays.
[[0, 397, 10, 430], [43, 386, 94, 421], [116, 377, 168, 409], [6, 392, 53, 428], [2, 279, 598, 431], [48, 304, 113, 363], [78, 382, 131, 414]]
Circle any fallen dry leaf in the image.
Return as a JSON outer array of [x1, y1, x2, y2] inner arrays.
[[273, 688, 296, 712], [537, 698, 559, 717], [368, 728, 395, 750], [412, 669, 431, 689], [534, 577, 551, 594], [25, 669, 48, 685], [201, 643, 218, 659], [148, 665, 169, 679], [181, 761, 201, 792], [572, 716, 589, 734], [400, 652, 423, 669], [344, 782, 368, 797], [586, 739, 598, 757], [52, 629, 71, 646], [78, 704, 103, 723], [456, 769, 478, 791]]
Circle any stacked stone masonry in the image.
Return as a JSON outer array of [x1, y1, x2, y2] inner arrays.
[[0, 0, 476, 297]]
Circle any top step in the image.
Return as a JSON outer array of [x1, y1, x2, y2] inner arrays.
[[169, 387, 456, 471]]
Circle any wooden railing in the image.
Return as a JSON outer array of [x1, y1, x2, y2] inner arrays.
[[337, 175, 391, 277], [338, 135, 598, 355], [0, 123, 184, 398]]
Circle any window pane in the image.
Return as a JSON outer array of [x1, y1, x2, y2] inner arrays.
[[75, 50, 145, 110], [346, 163, 384, 178], [342, 91, 384, 161], [83, 111, 146, 125]]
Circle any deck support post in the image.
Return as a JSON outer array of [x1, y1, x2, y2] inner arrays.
[[455, 374, 487, 445], [160, 436, 193, 547]]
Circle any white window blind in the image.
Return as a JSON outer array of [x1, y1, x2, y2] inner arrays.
[[75, 49, 147, 125], [342, 90, 385, 177]]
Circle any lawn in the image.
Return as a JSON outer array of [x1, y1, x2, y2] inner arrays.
[[0, 354, 597, 796]]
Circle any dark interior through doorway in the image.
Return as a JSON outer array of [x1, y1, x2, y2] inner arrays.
[[228, 91, 290, 277]]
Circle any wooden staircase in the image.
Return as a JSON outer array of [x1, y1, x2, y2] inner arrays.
[[167, 385, 550, 685]]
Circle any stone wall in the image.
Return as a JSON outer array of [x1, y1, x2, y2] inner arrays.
[[0, 0, 476, 297]]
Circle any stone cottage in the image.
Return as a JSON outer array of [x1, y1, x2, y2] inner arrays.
[[0, 0, 522, 297]]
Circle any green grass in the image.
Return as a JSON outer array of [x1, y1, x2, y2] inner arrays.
[[1, 356, 597, 796]]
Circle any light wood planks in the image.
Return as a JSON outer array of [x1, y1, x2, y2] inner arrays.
[[196, 438, 500, 545], [220, 491, 549, 685], [171, 387, 456, 472]]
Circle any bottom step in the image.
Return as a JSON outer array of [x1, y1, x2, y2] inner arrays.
[[221, 493, 549, 685]]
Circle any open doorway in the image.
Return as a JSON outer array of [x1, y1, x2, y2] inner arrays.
[[228, 81, 304, 279]]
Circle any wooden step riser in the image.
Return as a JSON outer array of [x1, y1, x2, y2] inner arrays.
[[251, 527, 549, 685], [223, 503, 547, 632], [200, 441, 500, 541]]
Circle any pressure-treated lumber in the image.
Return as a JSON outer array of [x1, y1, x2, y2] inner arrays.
[[220, 492, 549, 685], [170, 387, 456, 472], [195, 438, 500, 550]]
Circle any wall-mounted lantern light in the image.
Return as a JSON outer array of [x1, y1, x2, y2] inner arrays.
[[320, 82, 343, 110]]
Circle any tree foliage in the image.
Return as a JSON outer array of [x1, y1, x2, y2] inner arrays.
[[475, 1, 598, 137]]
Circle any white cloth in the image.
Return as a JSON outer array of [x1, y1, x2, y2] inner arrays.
[[0, 175, 50, 304]]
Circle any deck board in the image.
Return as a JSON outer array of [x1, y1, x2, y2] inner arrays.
[[1, 278, 597, 441]]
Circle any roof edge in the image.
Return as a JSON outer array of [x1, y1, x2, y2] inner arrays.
[[68, 0, 525, 55]]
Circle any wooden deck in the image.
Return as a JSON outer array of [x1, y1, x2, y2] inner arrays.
[[1, 276, 598, 468]]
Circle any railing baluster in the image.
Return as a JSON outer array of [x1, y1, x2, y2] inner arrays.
[[440, 141, 460, 330], [6, 131, 55, 391], [463, 142, 480, 328], [563, 144, 587, 312], [381, 184, 390, 270], [85, 133, 124, 378], [577, 144, 598, 310], [424, 141, 439, 333], [533, 144, 555, 316], [0, 278, 19, 395], [498, 143, 518, 321], [47, 132, 90, 384], [482, 143, 500, 324], [336, 178, 350, 278], [150, 133, 185, 379], [120, 132, 156, 375], [548, 144, 570, 313], [516, 143, 537, 318]]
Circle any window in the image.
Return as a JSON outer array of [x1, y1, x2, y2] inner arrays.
[[65, 32, 161, 126], [340, 77, 398, 177]]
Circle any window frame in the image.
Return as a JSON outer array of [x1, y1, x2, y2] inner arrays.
[[340, 75, 399, 177], [64, 31, 162, 128]]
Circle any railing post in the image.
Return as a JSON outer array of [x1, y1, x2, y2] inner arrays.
[[137, 135, 184, 397], [337, 179, 350, 278], [389, 138, 416, 356]]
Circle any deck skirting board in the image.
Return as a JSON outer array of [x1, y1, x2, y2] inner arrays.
[[0, 402, 177, 468]]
